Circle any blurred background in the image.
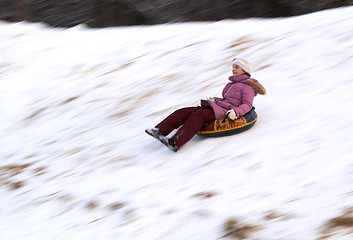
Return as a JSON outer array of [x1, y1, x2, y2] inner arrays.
[[0, 0, 353, 28], [1, 1, 353, 240]]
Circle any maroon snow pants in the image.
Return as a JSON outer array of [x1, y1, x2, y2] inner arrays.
[[157, 106, 216, 148]]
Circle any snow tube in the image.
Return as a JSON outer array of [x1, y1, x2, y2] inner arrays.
[[198, 107, 258, 137]]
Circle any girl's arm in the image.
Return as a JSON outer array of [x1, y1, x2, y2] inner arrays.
[[229, 89, 254, 117]]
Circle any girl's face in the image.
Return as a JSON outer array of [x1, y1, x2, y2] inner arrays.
[[232, 64, 245, 76]]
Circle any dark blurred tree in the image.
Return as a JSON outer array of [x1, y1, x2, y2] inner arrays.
[[0, 0, 14, 21], [0, 0, 352, 27], [88, 0, 149, 27]]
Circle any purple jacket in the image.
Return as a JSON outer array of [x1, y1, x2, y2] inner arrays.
[[201, 74, 258, 119]]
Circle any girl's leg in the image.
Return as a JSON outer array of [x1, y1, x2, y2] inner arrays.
[[157, 107, 199, 136], [171, 107, 215, 148]]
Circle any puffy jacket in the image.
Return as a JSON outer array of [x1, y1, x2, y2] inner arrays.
[[201, 74, 258, 119]]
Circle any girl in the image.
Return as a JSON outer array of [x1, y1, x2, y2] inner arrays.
[[145, 58, 265, 152]]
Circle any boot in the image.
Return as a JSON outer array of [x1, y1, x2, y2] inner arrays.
[[145, 127, 163, 139], [159, 137, 179, 152]]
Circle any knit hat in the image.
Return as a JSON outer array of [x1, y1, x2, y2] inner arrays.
[[232, 58, 252, 75]]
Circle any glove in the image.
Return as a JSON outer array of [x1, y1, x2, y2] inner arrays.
[[227, 109, 237, 120]]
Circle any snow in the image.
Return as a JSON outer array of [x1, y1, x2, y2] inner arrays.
[[1, 6, 353, 240]]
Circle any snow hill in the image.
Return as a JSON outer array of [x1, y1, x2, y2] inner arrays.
[[1, 6, 353, 240]]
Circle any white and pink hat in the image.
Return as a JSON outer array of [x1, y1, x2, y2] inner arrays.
[[232, 58, 252, 75]]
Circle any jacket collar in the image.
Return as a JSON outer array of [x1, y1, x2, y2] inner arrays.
[[228, 74, 250, 83]]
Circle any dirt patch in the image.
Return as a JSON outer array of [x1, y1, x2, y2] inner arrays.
[[228, 37, 256, 52], [102, 62, 134, 76], [25, 107, 47, 120], [0, 163, 32, 178], [0, 163, 33, 190], [319, 207, 353, 239], [191, 191, 217, 199], [264, 210, 295, 221], [108, 202, 126, 211], [60, 96, 80, 105], [219, 217, 260, 240]]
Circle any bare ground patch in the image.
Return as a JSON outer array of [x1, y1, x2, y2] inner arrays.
[[0, 163, 33, 190], [319, 207, 353, 239], [219, 217, 261, 240]]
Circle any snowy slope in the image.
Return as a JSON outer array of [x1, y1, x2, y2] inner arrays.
[[1, 6, 353, 240]]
